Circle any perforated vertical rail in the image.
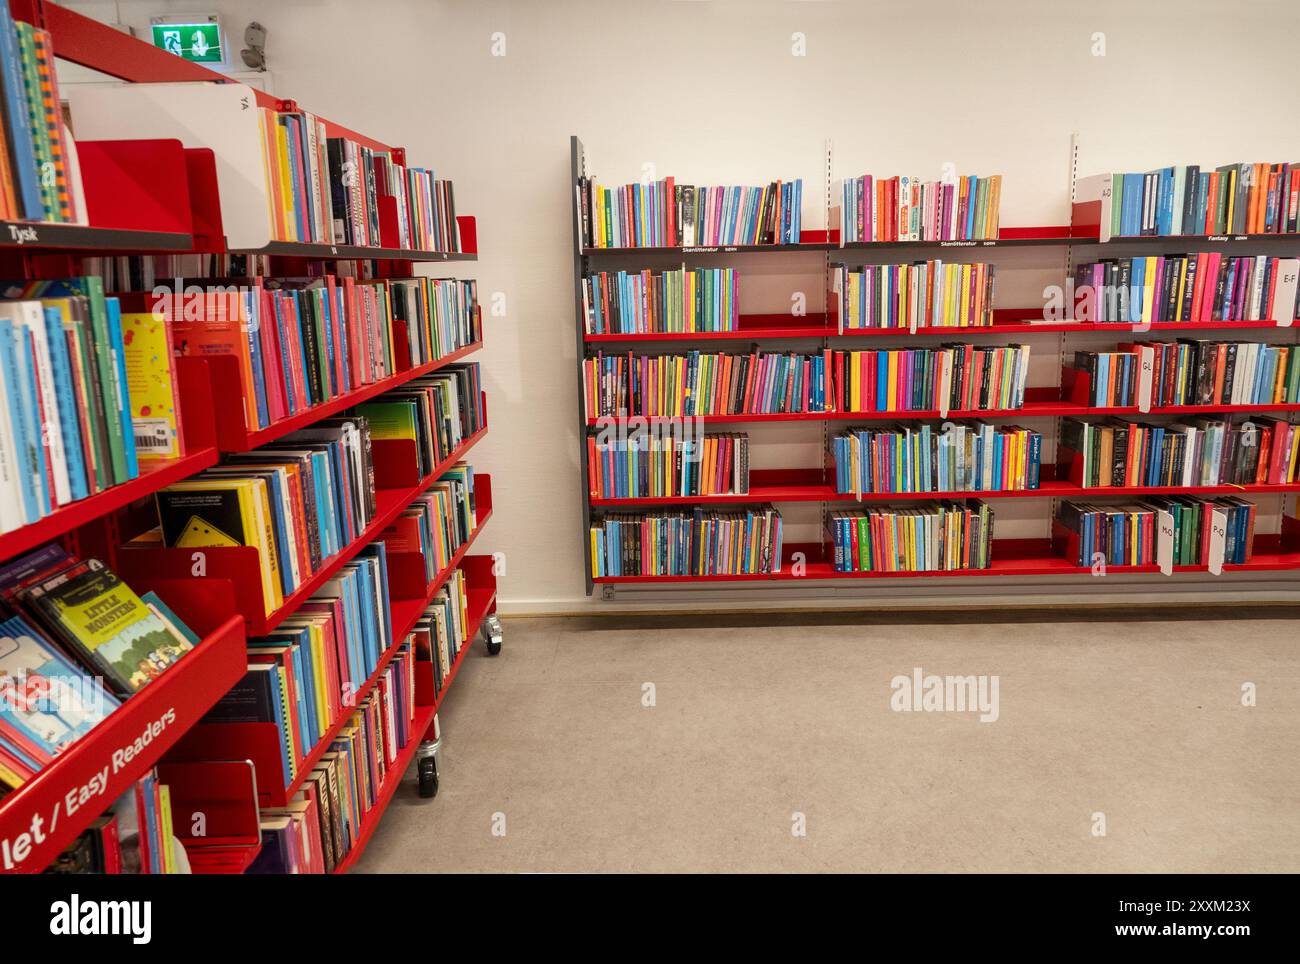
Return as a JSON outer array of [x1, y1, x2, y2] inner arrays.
[[570, 136, 596, 595]]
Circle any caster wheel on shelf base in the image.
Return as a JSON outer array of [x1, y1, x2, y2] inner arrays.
[[415, 738, 441, 799], [482, 613, 503, 656]]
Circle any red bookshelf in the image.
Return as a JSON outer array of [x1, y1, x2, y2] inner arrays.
[[571, 135, 1300, 596], [0, 0, 496, 874]]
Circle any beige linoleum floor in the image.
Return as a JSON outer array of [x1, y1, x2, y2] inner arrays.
[[350, 609, 1300, 873]]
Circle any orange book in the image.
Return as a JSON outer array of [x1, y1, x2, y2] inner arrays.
[[1211, 345, 1227, 404], [169, 291, 261, 431]]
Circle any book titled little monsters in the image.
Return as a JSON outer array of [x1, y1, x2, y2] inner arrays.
[[23, 560, 194, 697]]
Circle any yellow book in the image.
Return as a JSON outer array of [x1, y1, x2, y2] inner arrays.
[[307, 622, 331, 727], [156, 783, 176, 874], [121, 312, 182, 461], [1142, 257, 1158, 324], [156, 478, 283, 614], [274, 118, 295, 241], [986, 175, 1002, 238], [886, 353, 898, 412], [959, 264, 972, 326], [850, 351, 861, 412], [590, 529, 600, 576]]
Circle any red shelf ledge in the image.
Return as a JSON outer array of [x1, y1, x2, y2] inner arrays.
[[592, 538, 1300, 583], [589, 470, 1300, 507], [214, 340, 483, 452], [0, 614, 246, 874], [0, 447, 219, 562]]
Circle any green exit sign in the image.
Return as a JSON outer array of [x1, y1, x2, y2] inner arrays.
[[151, 21, 223, 63]]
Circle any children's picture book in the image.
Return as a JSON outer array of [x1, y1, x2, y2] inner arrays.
[[121, 311, 184, 460], [20, 558, 194, 696]]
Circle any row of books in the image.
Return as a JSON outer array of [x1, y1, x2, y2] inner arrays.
[[1058, 498, 1256, 567], [587, 432, 750, 499], [581, 267, 738, 335], [252, 643, 416, 873], [834, 173, 1003, 243], [1089, 163, 1300, 238], [356, 362, 485, 479], [205, 539, 393, 789], [412, 567, 469, 701], [832, 423, 1042, 495], [1070, 341, 1300, 409], [1061, 416, 1300, 489], [578, 176, 803, 248], [380, 463, 477, 582], [834, 261, 997, 330], [589, 506, 784, 577], [0, 544, 198, 791], [257, 103, 462, 251], [583, 350, 833, 418], [0, 281, 154, 534], [153, 416, 378, 616], [47, 769, 180, 874], [0, 6, 84, 224], [829, 501, 995, 572], [835, 345, 1031, 413], [162, 276, 479, 437], [1073, 254, 1300, 325]]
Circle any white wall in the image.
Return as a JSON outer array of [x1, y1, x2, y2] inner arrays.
[[62, 0, 1300, 612]]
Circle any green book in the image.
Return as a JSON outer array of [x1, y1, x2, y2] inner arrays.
[[64, 278, 131, 485], [22, 559, 194, 697], [1110, 174, 1124, 240]]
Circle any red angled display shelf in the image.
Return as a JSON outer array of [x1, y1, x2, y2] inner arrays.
[[0, 0, 496, 875]]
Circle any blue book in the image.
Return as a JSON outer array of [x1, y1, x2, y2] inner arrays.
[[104, 298, 140, 480], [40, 305, 88, 501], [138, 772, 162, 874], [1096, 353, 1110, 407], [1028, 433, 1042, 488], [0, 613, 121, 758], [1129, 258, 1146, 323], [1121, 172, 1143, 236], [13, 319, 49, 516], [0, 5, 43, 219], [309, 450, 336, 557], [1157, 167, 1176, 236]]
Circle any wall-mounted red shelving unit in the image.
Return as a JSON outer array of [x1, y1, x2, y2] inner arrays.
[[570, 134, 1300, 594]]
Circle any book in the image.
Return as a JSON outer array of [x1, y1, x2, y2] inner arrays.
[[833, 422, 1041, 495], [1075, 254, 1300, 324], [0, 610, 120, 770], [1079, 163, 1300, 238], [830, 500, 994, 572], [120, 311, 184, 460], [19, 558, 194, 697], [834, 261, 997, 330], [590, 505, 783, 577], [584, 349, 833, 418], [835, 173, 1003, 242], [583, 266, 738, 335], [833, 345, 1031, 414], [579, 174, 803, 248], [590, 431, 749, 499]]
